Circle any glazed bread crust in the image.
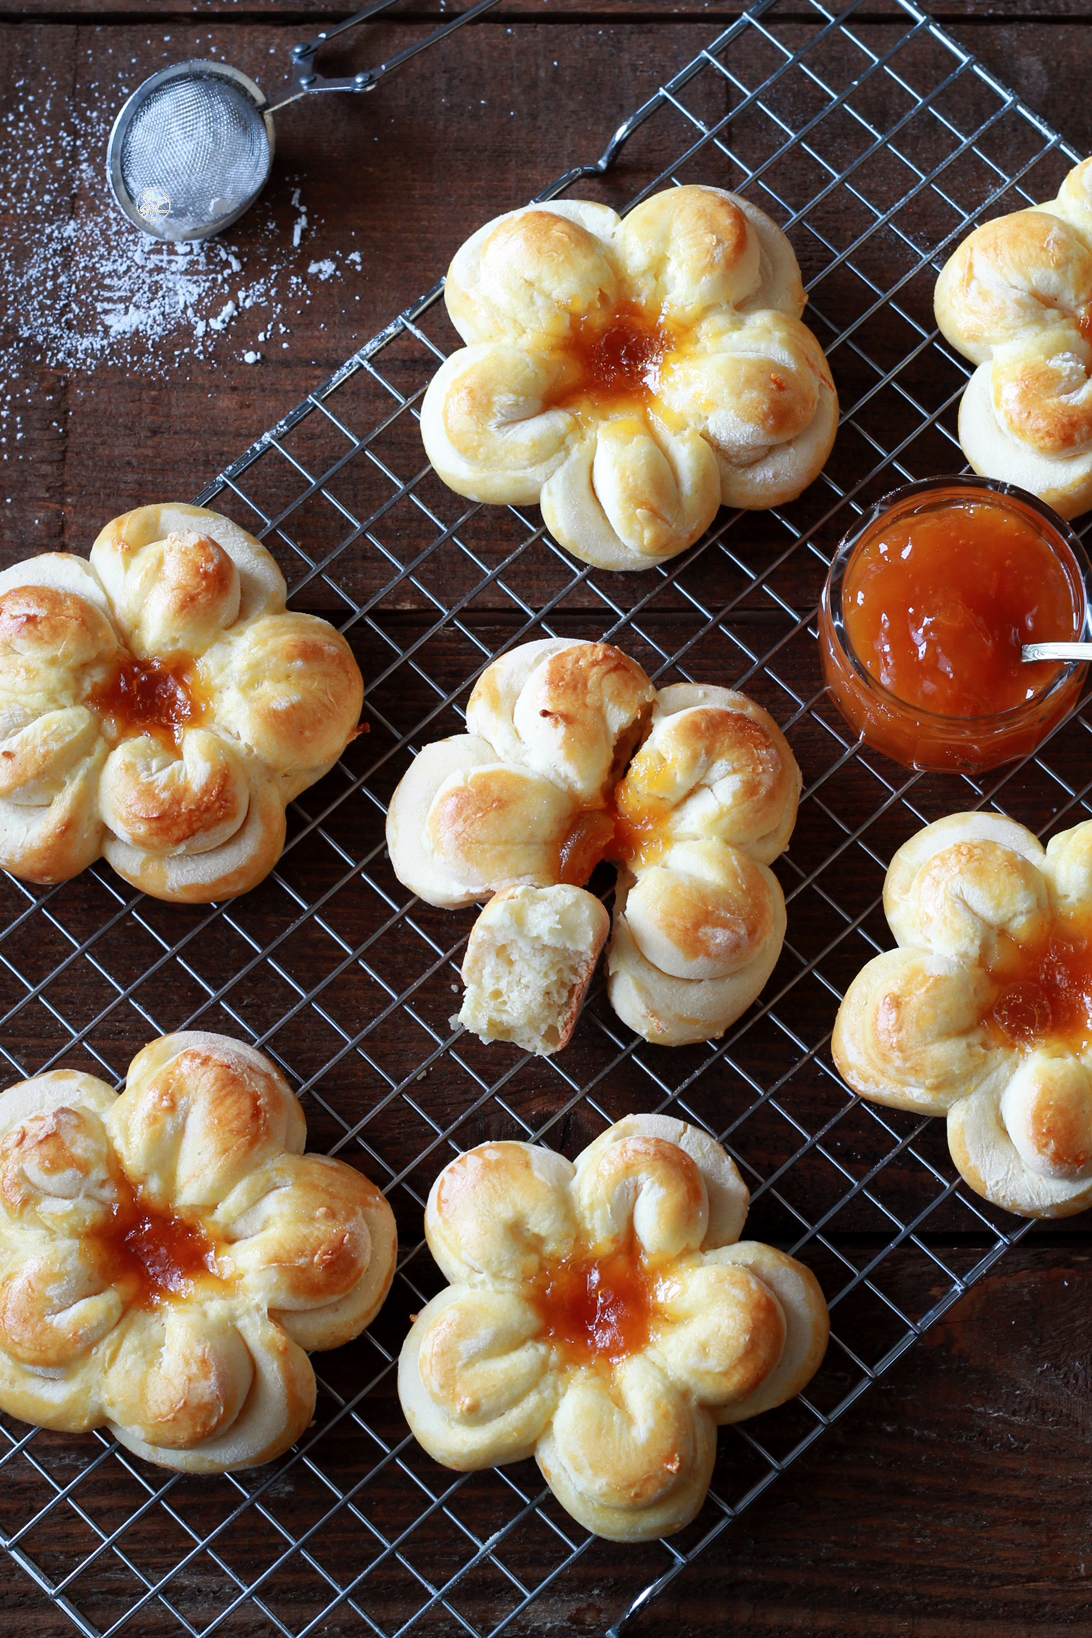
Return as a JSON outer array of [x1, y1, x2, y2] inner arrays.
[[606, 682, 799, 1045], [386, 641, 801, 1047], [0, 504, 364, 901], [0, 1032, 397, 1471], [421, 187, 838, 569], [934, 158, 1092, 516], [832, 812, 1092, 1218], [397, 1115, 828, 1541]]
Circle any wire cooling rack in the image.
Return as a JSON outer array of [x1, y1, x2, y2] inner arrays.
[[2, 2, 1090, 1633]]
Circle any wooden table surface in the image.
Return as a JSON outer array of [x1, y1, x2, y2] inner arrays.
[[4, 3, 1092, 1636]]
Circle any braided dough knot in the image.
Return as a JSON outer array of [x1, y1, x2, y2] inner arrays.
[[935, 158, 1092, 515], [0, 1032, 397, 1471], [386, 641, 801, 1044], [833, 812, 1092, 1218], [0, 503, 363, 900], [421, 186, 838, 571], [573, 1135, 708, 1257], [398, 1115, 828, 1541]]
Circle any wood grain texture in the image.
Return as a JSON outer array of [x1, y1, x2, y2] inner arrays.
[[633, 1247, 1092, 1637], [3, 3, 1092, 21], [0, 18, 698, 555]]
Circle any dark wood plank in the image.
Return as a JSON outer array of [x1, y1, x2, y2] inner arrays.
[[0, 18, 700, 557], [3, 3, 1092, 23]]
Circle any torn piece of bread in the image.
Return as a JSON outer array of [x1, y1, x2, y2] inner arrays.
[[456, 885, 610, 1055]]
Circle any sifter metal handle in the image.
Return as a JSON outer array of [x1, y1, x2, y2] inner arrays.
[[283, 0, 500, 102]]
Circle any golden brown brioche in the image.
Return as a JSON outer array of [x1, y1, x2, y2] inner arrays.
[[397, 1115, 828, 1541], [934, 158, 1092, 516], [465, 637, 656, 802], [0, 504, 364, 901], [386, 641, 800, 1046], [605, 683, 799, 1045], [421, 187, 838, 570], [832, 811, 1092, 1218], [0, 1031, 397, 1471], [455, 885, 610, 1055]]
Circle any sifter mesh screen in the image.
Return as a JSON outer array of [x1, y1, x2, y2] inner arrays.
[[118, 71, 270, 240]]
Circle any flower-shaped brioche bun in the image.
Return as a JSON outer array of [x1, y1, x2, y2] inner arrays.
[[935, 158, 1092, 517], [454, 884, 611, 1056], [0, 1032, 397, 1471], [398, 1115, 828, 1541], [385, 640, 801, 1046], [0, 504, 363, 901], [422, 187, 838, 570], [833, 811, 1092, 1217]]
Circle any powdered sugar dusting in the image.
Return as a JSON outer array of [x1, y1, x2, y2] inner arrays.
[[0, 79, 373, 485], [0, 89, 357, 390]]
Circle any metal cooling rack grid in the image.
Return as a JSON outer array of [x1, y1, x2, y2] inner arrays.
[[1, 2, 1090, 1633]]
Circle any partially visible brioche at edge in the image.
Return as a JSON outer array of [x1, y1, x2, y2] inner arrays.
[[933, 157, 1092, 516], [0, 1031, 398, 1471], [832, 811, 1092, 1219], [0, 505, 363, 901], [456, 885, 610, 1055]]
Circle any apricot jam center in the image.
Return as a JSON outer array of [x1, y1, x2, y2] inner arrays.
[[557, 810, 617, 885], [556, 786, 673, 886], [982, 921, 1092, 1052], [88, 655, 198, 743], [96, 1176, 220, 1310], [553, 302, 669, 414], [528, 1239, 659, 1366], [843, 499, 1082, 718]]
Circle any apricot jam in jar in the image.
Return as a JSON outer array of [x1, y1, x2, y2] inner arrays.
[[818, 477, 1092, 771]]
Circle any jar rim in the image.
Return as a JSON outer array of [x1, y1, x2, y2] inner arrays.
[[821, 474, 1092, 730]]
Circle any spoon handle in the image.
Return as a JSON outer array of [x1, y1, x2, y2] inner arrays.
[[1021, 642, 1092, 662]]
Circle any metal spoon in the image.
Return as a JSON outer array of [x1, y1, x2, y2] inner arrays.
[[1021, 643, 1092, 662]]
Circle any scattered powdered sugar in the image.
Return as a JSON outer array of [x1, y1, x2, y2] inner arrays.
[[208, 299, 238, 332], [0, 77, 363, 427], [291, 187, 308, 249]]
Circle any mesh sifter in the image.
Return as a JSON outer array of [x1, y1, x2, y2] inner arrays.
[[106, 0, 500, 243]]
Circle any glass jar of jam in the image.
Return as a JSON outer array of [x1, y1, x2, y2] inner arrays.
[[818, 476, 1092, 772]]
